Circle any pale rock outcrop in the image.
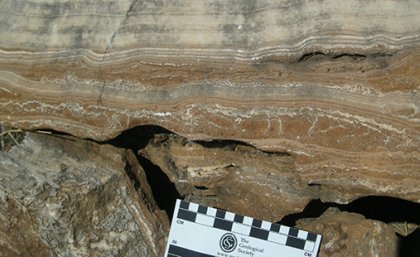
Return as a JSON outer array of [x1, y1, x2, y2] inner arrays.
[[0, 133, 169, 257]]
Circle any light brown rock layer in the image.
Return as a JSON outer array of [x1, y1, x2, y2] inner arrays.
[[140, 134, 314, 221], [140, 133, 420, 221], [0, 133, 169, 257], [0, 0, 419, 204], [296, 208, 399, 257]]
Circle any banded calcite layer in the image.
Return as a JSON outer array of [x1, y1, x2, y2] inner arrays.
[[0, 0, 419, 205]]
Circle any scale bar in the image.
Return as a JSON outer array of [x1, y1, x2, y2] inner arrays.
[[168, 244, 215, 257]]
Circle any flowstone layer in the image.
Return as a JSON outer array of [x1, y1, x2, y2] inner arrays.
[[0, 0, 419, 256], [1, 0, 419, 205]]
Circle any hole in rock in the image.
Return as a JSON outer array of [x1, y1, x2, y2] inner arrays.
[[279, 196, 420, 256], [280, 196, 420, 226], [194, 186, 209, 190], [399, 228, 420, 257], [138, 155, 181, 219], [279, 199, 329, 227], [194, 139, 291, 156], [331, 53, 367, 60], [344, 196, 420, 224], [106, 125, 173, 151], [124, 161, 140, 191], [104, 125, 181, 219], [194, 139, 254, 150], [296, 50, 393, 63], [297, 51, 326, 62]]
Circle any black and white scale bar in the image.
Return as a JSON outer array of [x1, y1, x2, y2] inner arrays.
[[164, 199, 322, 257], [167, 245, 215, 257], [177, 200, 320, 252]]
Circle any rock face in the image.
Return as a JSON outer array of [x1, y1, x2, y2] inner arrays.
[[0, 133, 168, 257], [0, 0, 419, 205], [139, 133, 420, 221], [140, 134, 314, 221], [0, 1, 419, 255], [296, 208, 398, 257]]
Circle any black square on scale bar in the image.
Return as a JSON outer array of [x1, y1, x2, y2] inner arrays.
[[213, 219, 233, 231], [270, 223, 280, 232], [180, 201, 190, 210], [177, 209, 196, 222], [234, 215, 244, 223], [250, 227, 269, 240], [252, 219, 262, 228], [216, 209, 226, 219], [307, 233, 317, 242], [198, 205, 207, 214]]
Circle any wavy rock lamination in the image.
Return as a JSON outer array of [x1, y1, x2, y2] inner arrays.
[[0, 0, 419, 206]]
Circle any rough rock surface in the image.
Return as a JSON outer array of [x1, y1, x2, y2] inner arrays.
[[0, 1, 419, 255], [140, 133, 420, 220], [1, 0, 419, 205], [296, 208, 398, 257], [140, 134, 314, 221], [0, 133, 168, 257]]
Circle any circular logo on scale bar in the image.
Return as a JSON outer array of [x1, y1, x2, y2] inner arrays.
[[220, 233, 238, 253]]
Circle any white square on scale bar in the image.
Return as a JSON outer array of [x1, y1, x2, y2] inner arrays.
[[189, 203, 199, 212], [268, 232, 287, 245], [304, 241, 315, 252], [261, 221, 271, 230], [225, 212, 235, 221], [232, 223, 251, 235], [243, 216, 253, 226], [195, 214, 215, 227], [279, 225, 290, 235], [206, 207, 217, 217], [298, 230, 308, 239]]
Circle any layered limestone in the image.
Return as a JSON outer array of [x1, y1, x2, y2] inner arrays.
[[0, 133, 168, 257], [140, 133, 313, 221], [140, 133, 420, 220], [1, 0, 419, 205]]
